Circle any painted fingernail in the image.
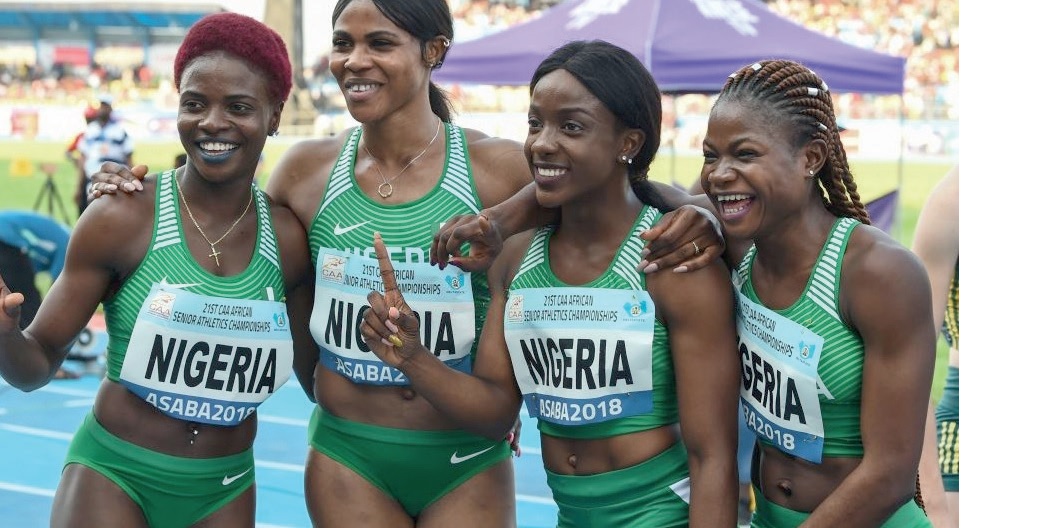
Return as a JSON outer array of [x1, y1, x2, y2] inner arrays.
[[385, 320, 400, 333], [507, 432, 514, 443], [381, 338, 394, 347], [388, 335, 403, 347], [643, 263, 659, 273], [673, 266, 689, 273]]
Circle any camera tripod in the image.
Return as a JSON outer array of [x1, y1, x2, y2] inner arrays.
[[33, 163, 71, 225]]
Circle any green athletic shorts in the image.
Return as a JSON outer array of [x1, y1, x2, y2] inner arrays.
[[751, 484, 931, 527], [64, 411, 254, 528], [545, 441, 691, 528], [935, 365, 959, 492], [307, 406, 510, 517]]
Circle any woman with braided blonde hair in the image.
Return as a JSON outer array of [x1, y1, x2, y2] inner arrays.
[[694, 59, 935, 527]]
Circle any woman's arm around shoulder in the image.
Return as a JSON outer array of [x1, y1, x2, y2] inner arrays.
[[430, 130, 549, 272], [270, 200, 319, 402], [647, 256, 740, 528]]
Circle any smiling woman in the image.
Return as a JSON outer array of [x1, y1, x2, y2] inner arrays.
[[358, 39, 741, 528], [697, 59, 935, 528], [0, 12, 316, 528]]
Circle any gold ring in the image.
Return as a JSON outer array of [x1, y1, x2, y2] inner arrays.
[[692, 241, 701, 254]]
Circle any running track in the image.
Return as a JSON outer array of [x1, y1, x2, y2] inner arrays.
[[0, 370, 558, 527]]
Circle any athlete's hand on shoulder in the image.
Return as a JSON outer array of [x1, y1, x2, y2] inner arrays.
[[0, 273, 25, 334], [360, 232, 423, 368], [430, 212, 501, 272], [638, 205, 724, 273], [89, 161, 147, 198]]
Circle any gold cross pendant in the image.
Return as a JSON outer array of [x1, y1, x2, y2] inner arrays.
[[208, 244, 221, 267]]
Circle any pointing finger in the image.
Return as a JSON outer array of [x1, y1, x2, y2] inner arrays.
[[373, 232, 404, 307]]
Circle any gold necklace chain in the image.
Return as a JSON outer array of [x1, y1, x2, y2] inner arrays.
[[174, 174, 253, 268], [363, 120, 441, 199]]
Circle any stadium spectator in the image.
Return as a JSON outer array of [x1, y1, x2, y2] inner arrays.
[[76, 94, 133, 206]]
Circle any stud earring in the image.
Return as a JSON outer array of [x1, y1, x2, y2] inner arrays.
[[270, 130, 279, 137], [619, 155, 630, 164]]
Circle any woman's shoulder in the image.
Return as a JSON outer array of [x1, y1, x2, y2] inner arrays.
[[281, 129, 351, 160], [459, 127, 523, 158], [840, 222, 931, 313], [845, 223, 921, 278], [456, 127, 529, 200]]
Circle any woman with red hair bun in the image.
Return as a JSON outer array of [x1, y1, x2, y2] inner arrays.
[[0, 12, 315, 527]]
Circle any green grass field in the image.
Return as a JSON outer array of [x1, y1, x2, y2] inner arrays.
[[0, 138, 953, 401]]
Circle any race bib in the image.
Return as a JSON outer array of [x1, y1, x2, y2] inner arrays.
[[736, 288, 825, 462], [120, 284, 294, 426], [505, 287, 655, 426], [311, 247, 476, 386]]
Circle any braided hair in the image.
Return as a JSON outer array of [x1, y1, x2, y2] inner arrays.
[[717, 60, 870, 224]]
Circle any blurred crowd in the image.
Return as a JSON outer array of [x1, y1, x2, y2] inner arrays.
[[0, 0, 957, 125]]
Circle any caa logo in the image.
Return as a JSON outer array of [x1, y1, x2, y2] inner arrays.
[[273, 311, 287, 328], [506, 295, 524, 323], [147, 292, 176, 319], [798, 340, 817, 361], [623, 300, 648, 317], [321, 254, 346, 283], [445, 272, 466, 291]]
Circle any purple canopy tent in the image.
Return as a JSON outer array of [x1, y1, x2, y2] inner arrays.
[[435, 0, 906, 94], [436, 0, 909, 237], [865, 189, 899, 235]]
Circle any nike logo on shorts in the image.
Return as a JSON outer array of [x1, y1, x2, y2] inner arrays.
[[449, 445, 496, 465], [222, 468, 251, 486], [333, 221, 369, 236]]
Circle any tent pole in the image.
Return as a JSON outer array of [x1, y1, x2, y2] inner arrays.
[[896, 94, 906, 243]]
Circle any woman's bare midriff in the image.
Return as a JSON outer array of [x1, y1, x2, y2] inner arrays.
[[540, 424, 680, 475], [314, 366, 462, 430], [753, 443, 862, 512], [93, 379, 257, 458]]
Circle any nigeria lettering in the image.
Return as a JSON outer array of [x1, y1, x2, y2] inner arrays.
[[740, 342, 806, 424], [519, 337, 633, 389], [145, 335, 278, 394], [323, 298, 457, 356]]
